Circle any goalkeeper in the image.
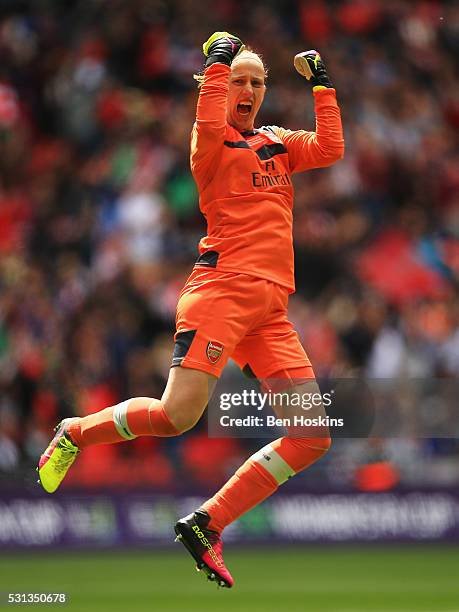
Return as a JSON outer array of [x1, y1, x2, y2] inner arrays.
[[38, 32, 344, 588]]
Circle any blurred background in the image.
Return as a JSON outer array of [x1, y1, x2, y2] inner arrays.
[[0, 1, 459, 609]]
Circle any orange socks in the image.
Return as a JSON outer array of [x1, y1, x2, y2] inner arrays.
[[202, 436, 331, 533], [202, 456, 278, 533], [68, 397, 178, 449]]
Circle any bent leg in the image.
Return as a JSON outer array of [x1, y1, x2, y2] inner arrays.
[[66, 271, 269, 449], [202, 434, 331, 533], [201, 369, 331, 533], [68, 367, 216, 448]]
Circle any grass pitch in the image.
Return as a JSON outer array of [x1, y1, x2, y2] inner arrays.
[[1, 546, 458, 612]]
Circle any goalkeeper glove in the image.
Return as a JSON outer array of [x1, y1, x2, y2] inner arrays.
[[202, 31, 244, 68], [294, 50, 333, 89]]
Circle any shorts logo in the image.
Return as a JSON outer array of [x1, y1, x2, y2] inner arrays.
[[206, 341, 224, 364]]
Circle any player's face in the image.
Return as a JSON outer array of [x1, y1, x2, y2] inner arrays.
[[227, 56, 266, 132]]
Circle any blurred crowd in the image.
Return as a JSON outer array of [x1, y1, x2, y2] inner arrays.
[[0, 0, 458, 492]]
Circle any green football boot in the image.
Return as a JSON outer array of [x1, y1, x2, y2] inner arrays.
[[37, 418, 80, 493]]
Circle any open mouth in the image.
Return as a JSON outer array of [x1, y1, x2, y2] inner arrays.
[[237, 102, 252, 116]]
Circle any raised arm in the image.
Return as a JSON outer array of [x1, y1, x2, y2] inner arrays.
[[190, 32, 244, 187], [274, 50, 344, 174]]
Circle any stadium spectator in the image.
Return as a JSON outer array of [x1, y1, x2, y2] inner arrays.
[[0, 0, 458, 491]]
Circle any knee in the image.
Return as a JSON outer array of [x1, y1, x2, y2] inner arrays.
[[287, 435, 332, 471], [161, 395, 204, 434], [304, 436, 332, 461], [160, 366, 215, 434], [166, 410, 200, 434], [306, 436, 332, 455]]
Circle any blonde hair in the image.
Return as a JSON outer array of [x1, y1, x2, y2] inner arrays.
[[193, 47, 267, 87]]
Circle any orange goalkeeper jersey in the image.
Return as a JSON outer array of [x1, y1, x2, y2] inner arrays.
[[190, 63, 344, 293]]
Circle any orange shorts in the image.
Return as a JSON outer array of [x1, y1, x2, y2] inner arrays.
[[173, 268, 312, 379]]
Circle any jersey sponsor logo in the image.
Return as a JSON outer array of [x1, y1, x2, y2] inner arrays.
[[252, 160, 291, 188], [206, 341, 224, 364], [252, 171, 291, 188]]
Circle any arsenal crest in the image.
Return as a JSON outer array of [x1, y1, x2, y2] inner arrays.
[[206, 341, 224, 364]]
